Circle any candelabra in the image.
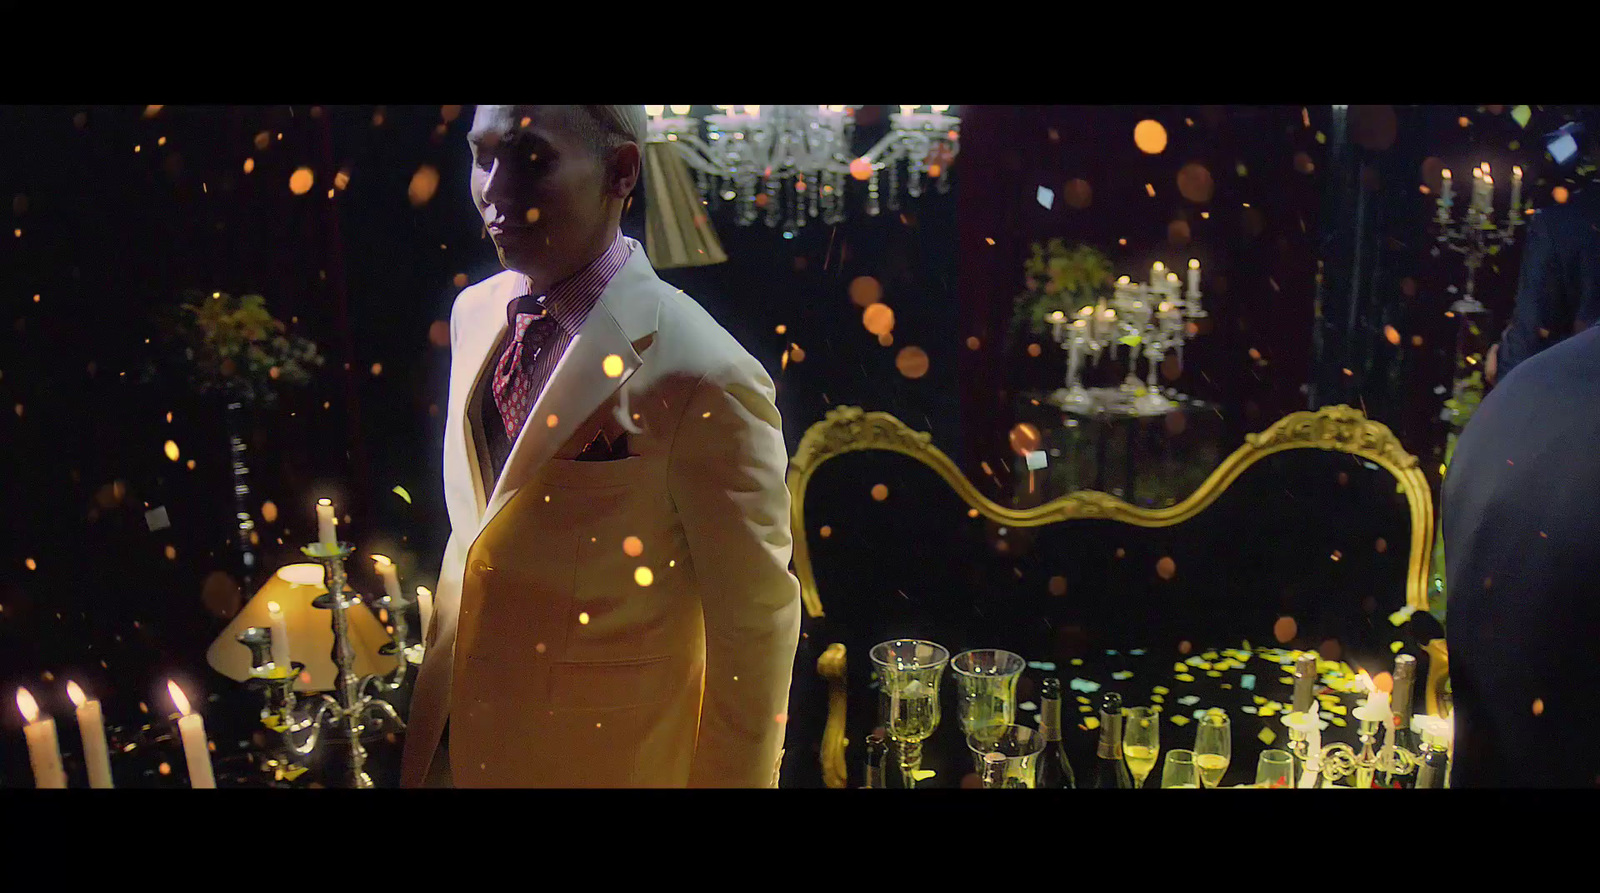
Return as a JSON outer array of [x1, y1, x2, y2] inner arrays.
[[235, 541, 408, 788], [1433, 162, 1526, 314], [1285, 706, 1422, 788], [1049, 260, 1206, 417], [646, 105, 959, 237]]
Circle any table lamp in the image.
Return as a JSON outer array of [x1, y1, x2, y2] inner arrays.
[[207, 563, 399, 692]]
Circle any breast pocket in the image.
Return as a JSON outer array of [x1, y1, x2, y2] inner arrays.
[[548, 654, 674, 709], [541, 456, 650, 490]]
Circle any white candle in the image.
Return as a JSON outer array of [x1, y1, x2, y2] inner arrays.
[[266, 600, 291, 673], [167, 681, 215, 788], [66, 681, 113, 789], [1511, 166, 1522, 213], [1151, 260, 1165, 288], [416, 586, 435, 644], [1187, 259, 1200, 299], [16, 687, 67, 788], [1472, 168, 1485, 213], [316, 498, 337, 547], [1441, 168, 1453, 210], [373, 555, 402, 601]]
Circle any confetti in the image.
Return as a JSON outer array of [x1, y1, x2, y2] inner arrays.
[[1388, 606, 1416, 627], [1170, 715, 1190, 727], [1076, 695, 1091, 705], [1258, 728, 1276, 745], [1511, 105, 1532, 128], [1027, 661, 1057, 671], [392, 486, 412, 504], [1242, 706, 1258, 714], [1070, 658, 1083, 666], [1112, 671, 1134, 681], [1175, 674, 1195, 683], [1178, 695, 1200, 707], [1151, 686, 1170, 696], [1241, 674, 1256, 690], [1018, 701, 1037, 712], [1036, 186, 1055, 209], [1069, 678, 1101, 694], [1084, 717, 1100, 730]]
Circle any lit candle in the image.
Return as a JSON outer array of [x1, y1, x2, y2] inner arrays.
[[316, 498, 337, 547], [899, 105, 918, 117], [1510, 166, 1522, 214], [669, 105, 690, 116], [1441, 168, 1453, 209], [266, 600, 291, 673], [16, 687, 67, 788], [167, 680, 216, 788], [1151, 260, 1165, 288], [645, 105, 664, 119], [1187, 259, 1200, 299], [372, 554, 402, 601], [1471, 167, 1485, 213], [66, 681, 113, 788], [416, 586, 435, 643]]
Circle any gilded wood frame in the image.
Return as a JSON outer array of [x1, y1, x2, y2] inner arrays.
[[787, 404, 1446, 788]]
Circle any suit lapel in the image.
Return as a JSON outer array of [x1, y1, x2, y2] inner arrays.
[[472, 241, 661, 543]]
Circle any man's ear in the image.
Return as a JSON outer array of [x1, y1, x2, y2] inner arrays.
[[611, 142, 642, 198]]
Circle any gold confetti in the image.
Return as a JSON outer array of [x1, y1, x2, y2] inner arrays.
[[1175, 674, 1195, 683], [1085, 716, 1100, 730], [1170, 715, 1190, 727], [1258, 728, 1276, 745]]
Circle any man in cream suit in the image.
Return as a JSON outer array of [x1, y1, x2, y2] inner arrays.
[[398, 105, 802, 788]]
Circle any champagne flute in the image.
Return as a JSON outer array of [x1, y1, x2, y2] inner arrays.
[[1193, 709, 1231, 789], [1122, 706, 1159, 788], [1160, 749, 1199, 788], [869, 639, 950, 789], [1256, 749, 1293, 788]]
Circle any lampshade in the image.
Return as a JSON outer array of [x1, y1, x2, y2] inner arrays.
[[644, 140, 728, 270], [207, 563, 400, 692]]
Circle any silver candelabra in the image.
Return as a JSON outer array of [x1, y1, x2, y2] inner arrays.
[[1050, 261, 1206, 417], [1433, 162, 1526, 314], [235, 541, 413, 788]]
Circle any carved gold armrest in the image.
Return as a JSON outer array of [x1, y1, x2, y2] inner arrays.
[[818, 643, 849, 789], [1423, 638, 1450, 717]]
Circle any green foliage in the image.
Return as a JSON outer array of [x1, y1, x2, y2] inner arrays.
[[145, 290, 324, 404], [1008, 240, 1114, 350]]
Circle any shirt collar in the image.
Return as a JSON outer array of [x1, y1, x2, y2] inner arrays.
[[505, 229, 633, 335]]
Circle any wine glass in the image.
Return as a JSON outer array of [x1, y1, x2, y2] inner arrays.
[[1122, 706, 1159, 788], [1193, 709, 1231, 789], [950, 649, 1026, 736], [1256, 749, 1293, 788], [1160, 749, 1199, 788], [869, 639, 950, 789], [967, 724, 1047, 788]]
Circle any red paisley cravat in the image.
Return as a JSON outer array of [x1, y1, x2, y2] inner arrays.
[[491, 298, 559, 440]]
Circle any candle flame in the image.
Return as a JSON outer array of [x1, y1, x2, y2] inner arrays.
[[1189, 258, 1200, 269], [1513, 165, 1522, 177], [167, 680, 192, 717], [371, 554, 393, 568], [1152, 261, 1165, 272], [1442, 168, 1451, 179], [1049, 311, 1065, 322], [1078, 306, 1094, 316], [67, 680, 86, 708], [416, 585, 432, 598], [1117, 275, 1131, 284], [318, 498, 332, 507], [16, 687, 39, 723]]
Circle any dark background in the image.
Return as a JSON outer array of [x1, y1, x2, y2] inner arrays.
[[0, 103, 1575, 786]]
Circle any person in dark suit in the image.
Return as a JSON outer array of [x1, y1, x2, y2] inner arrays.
[[1443, 323, 1600, 786], [1487, 119, 1600, 384]]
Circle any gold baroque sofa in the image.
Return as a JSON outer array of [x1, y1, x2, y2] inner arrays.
[[785, 404, 1450, 789]]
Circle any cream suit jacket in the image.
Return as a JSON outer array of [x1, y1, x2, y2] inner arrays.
[[398, 237, 802, 788]]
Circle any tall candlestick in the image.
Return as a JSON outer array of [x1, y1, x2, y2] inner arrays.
[[16, 687, 67, 788], [66, 681, 113, 788], [1187, 259, 1200, 299], [373, 554, 402, 601], [1471, 168, 1485, 213], [417, 586, 435, 644], [167, 681, 216, 788], [1441, 168, 1453, 208], [316, 498, 337, 547], [266, 600, 291, 673], [1150, 260, 1165, 288], [1510, 165, 1522, 214]]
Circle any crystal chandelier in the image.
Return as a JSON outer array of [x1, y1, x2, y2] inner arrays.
[[644, 105, 960, 237]]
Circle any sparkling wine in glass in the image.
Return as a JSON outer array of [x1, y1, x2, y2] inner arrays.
[[1193, 709, 1232, 789], [1161, 749, 1199, 788], [1122, 706, 1159, 788], [869, 639, 950, 789]]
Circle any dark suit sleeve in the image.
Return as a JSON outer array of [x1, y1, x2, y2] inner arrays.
[[1497, 211, 1570, 379]]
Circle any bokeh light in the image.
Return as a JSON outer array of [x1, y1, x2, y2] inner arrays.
[[862, 303, 895, 336], [849, 275, 882, 307], [1273, 616, 1298, 643], [1175, 163, 1213, 203], [1063, 178, 1093, 209], [895, 346, 929, 379], [1156, 556, 1177, 580], [408, 165, 441, 207], [163, 440, 180, 462], [623, 536, 643, 557], [871, 484, 889, 502], [288, 167, 314, 195], [1553, 186, 1570, 204], [1008, 422, 1041, 455], [1133, 119, 1168, 154]]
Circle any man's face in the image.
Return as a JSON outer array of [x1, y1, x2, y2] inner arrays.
[[468, 105, 616, 278]]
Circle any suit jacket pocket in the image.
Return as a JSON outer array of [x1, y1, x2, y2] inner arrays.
[[541, 456, 647, 490], [548, 655, 673, 710]]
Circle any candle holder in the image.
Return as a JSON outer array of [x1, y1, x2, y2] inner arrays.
[[1432, 164, 1525, 314], [236, 541, 407, 788], [1283, 709, 1422, 788], [1048, 267, 1205, 419]]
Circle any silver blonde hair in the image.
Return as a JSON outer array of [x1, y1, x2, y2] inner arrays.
[[574, 105, 648, 160]]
